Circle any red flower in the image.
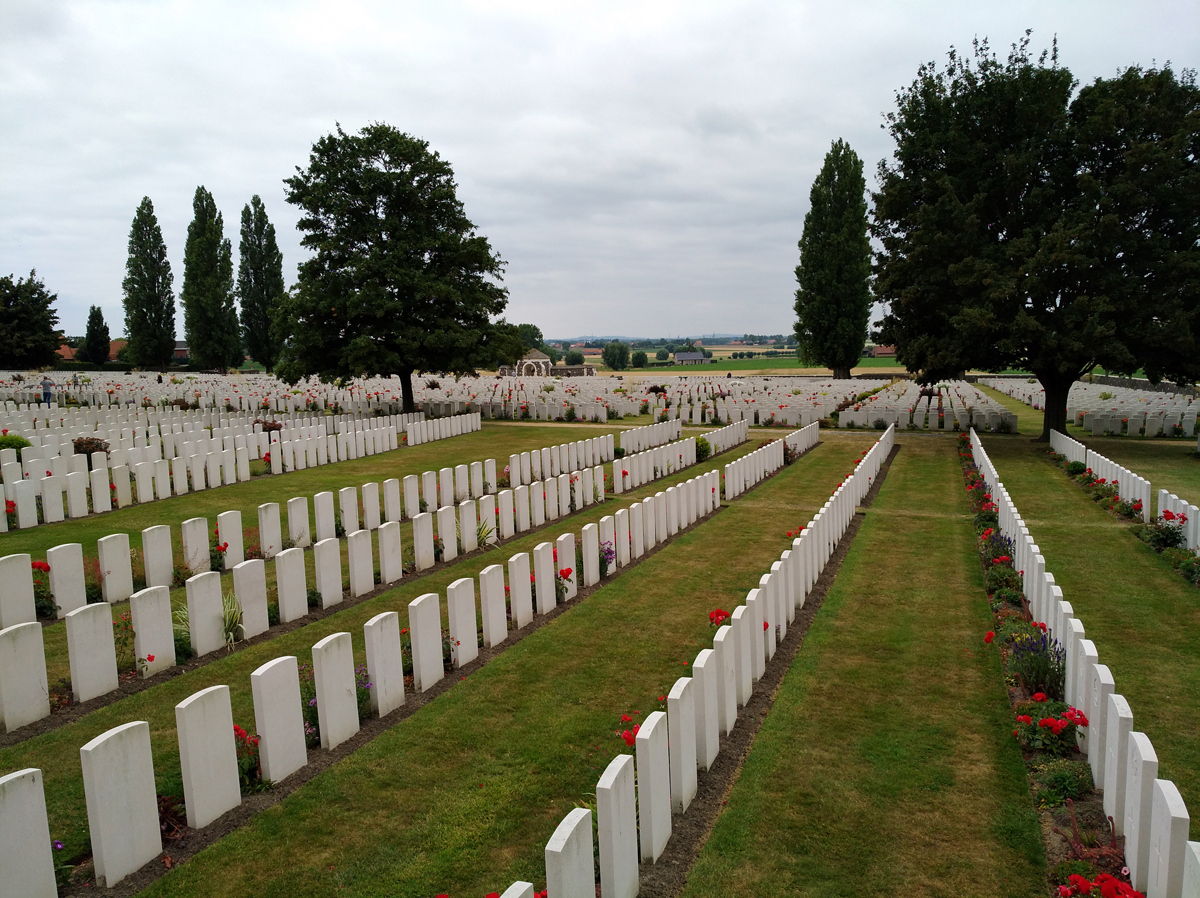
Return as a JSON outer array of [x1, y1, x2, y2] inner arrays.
[[621, 729, 635, 746], [984, 631, 995, 644], [763, 620, 769, 631], [657, 695, 666, 702], [146, 654, 155, 662], [1016, 714, 1032, 724], [1068, 874, 1093, 895], [621, 714, 632, 722], [1031, 692, 1046, 702]]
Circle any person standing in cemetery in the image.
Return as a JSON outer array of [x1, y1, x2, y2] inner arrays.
[[41, 374, 53, 403]]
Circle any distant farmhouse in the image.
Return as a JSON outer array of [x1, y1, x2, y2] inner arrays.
[[673, 351, 710, 366]]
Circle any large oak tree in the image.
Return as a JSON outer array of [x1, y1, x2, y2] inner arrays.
[[873, 36, 1200, 440], [277, 123, 515, 411], [0, 270, 60, 369]]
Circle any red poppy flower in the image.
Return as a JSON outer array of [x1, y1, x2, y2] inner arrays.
[[1031, 692, 1046, 702], [984, 631, 995, 644], [146, 654, 155, 662]]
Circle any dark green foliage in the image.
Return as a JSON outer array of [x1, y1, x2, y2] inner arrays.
[[516, 323, 543, 350], [695, 436, 711, 462], [1065, 461, 1087, 476], [564, 349, 584, 365], [81, 306, 110, 365], [237, 196, 285, 372], [602, 341, 630, 370], [985, 565, 1023, 593], [874, 37, 1200, 439], [1035, 759, 1093, 807], [631, 350, 647, 368], [307, 588, 322, 609], [174, 630, 195, 663], [182, 186, 241, 370], [655, 349, 669, 361], [278, 124, 509, 412], [974, 509, 999, 533], [0, 270, 61, 369], [122, 197, 177, 370], [992, 587, 1026, 608], [794, 138, 872, 378]]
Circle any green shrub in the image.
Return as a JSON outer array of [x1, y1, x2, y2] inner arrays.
[[985, 565, 1022, 594], [307, 588, 322, 609], [973, 510, 998, 533], [992, 587, 1025, 608], [1035, 759, 1093, 807], [0, 434, 32, 452], [1007, 630, 1067, 700], [1065, 461, 1086, 476], [695, 436, 711, 463]]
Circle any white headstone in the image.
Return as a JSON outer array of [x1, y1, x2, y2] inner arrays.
[[312, 632, 359, 750], [233, 559, 270, 639], [313, 538, 343, 609], [129, 585, 175, 677], [275, 547, 308, 623], [508, 553, 533, 630], [447, 577, 479, 668], [0, 553, 35, 628], [596, 754, 638, 898], [667, 676, 698, 813], [175, 685, 241, 829], [408, 593, 444, 693], [479, 564, 507, 648], [1126, 732, 1160, 892], [347, 529, 374, 598], [0, 768, 57, 897], [65, 603, 119, 702], [250, 655, 307, 783], [185, 570, 225, 657], [0, 622, 50, 731], [97, 532, 134, 602], [364, 611, 405, 717], [635, 710, 671, 863], [545, 807, 594, 898], [1147, 778, 1190, 898], [79, 721, 162, 887]]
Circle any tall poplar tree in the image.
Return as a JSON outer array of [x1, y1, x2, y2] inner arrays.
[[237, 195, 285, 371], [82, 305, 110, 364], [182, 186, 241, 370], [122, 197, 176, 370], [793, 139, 872, 379]]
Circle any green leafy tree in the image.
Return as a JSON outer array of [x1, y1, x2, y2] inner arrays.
[[602, 341, 630, 370], [0, 270, 60, 369], [81, 305, 110, 364], [794, 138, 871, 379], [237, 196, 285, 371], [564, 349, 584, 365], [122, 197, 176, 370], [516, 323, 544, 351], [655, 348, 669, 361], [874, 37, 1200, 439], [631, 350, 648, 368], [277, 123, 509, 411], [182, 186, 241, 370]]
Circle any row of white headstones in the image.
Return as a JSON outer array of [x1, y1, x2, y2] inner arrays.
[[972, 430, 1200, 897], [524, 422, 887, 898], [1049, 429, 1154, 525], [0, 411, 482, 532], [0, 422, 785, 894], [0, 426, 744, 736]]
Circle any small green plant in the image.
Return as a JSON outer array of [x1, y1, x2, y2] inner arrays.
[[1065, 461, 1087, 477], [477, 516, 495, 548], [1005, 624, 1067, 700], [222, 590, 244, 650], [695, 436, 711, 463], [0, 433, 32, 452], [985, 565, 1022, 594], [873, 418, 887, 430], [565, 406, 577, 422], [1034, 759, 1093, 807], [172, 605, 196, 661], [307, 587, 322, 609], [233, 724, 273, 794]]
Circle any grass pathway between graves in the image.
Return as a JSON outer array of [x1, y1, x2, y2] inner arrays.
[[0, 432, 840, 870], [979, 383, 1200, 837], [124, 434, 881, 898], [682, 433, 1046, 897], [980, 431, 1200, 841], [4, 421, 641, 686]]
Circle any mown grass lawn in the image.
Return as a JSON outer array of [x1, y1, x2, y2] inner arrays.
[[0, 432, 844, 872], [120, 434, 879, 897], [680, 434, 1045, 897], [2, 421, 651, 686]]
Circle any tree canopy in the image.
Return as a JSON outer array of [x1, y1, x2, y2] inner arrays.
[[602, 341, 630, 371], [794, 139, 872, 379], [182, 186, 241, 370], [237, 195, 286, 371], [122, 197, 177, 370], [0, 270, 60, 369], [874, 36, 1200, 439], [277, 123, 511, 410], [81, 305, 110, 364]]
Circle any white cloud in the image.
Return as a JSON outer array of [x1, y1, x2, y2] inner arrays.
[[1, 0, 1196, 339]]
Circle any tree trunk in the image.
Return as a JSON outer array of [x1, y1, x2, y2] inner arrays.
[[1036, 372, 1073, 443], [833, 365, 851, 379], [399, 366, 416, 414]]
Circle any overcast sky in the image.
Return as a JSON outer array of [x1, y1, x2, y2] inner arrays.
[[2, 1, 1196, 342]]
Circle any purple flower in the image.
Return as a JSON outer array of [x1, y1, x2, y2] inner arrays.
[[308, 698, 317, 707], [52, 840, 64, 850]]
